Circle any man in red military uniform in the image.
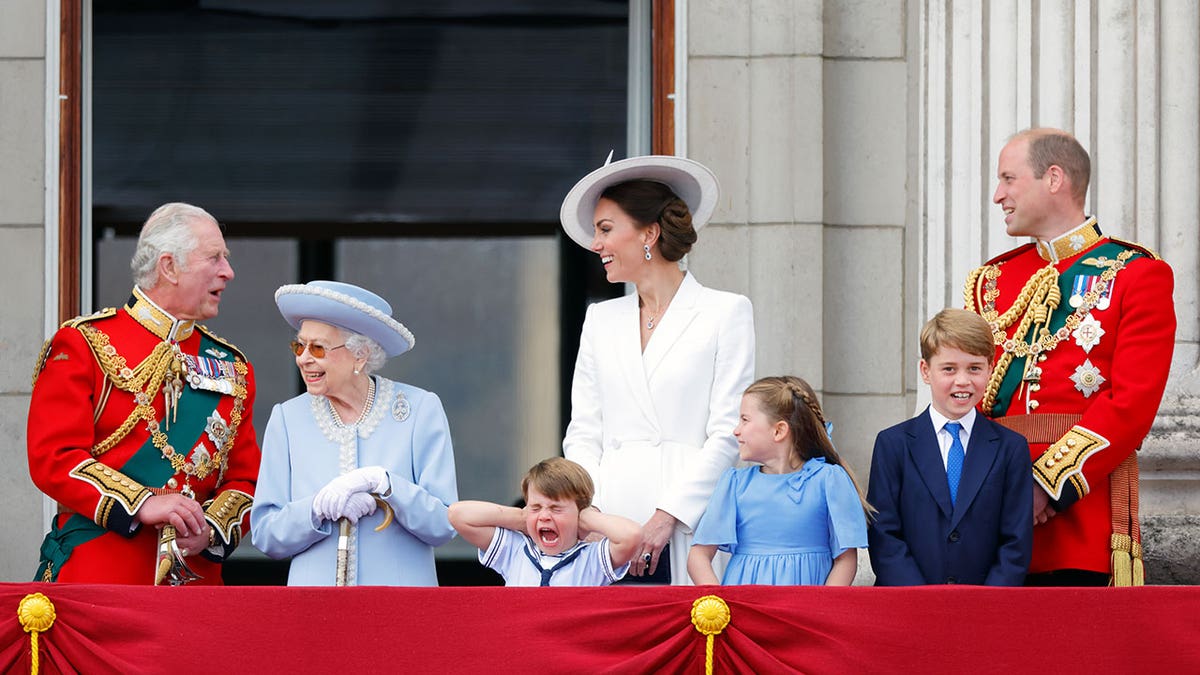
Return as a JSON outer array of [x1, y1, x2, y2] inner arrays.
[[28, 202, 261, 584], [965, 129, 1175, 586]]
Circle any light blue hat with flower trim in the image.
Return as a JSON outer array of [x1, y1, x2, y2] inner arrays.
[[274, 280, 415, 358]]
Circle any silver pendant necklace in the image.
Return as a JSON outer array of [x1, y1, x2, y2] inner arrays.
[[642, 300, 664, 331]]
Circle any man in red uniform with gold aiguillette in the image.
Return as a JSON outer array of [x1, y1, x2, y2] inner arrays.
[[965, 129, 1175, 586], [29, 202, 261, 584]]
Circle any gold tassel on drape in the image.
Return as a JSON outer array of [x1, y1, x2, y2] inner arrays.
[[691, 595, 731, 675], [18, 593, 56, 675]]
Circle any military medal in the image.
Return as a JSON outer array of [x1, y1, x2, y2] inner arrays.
[[183, 354, 237, 395], [191, 441, 212, 468], [1096, 278, 1114, 310], [1070, 359, 1106, 397], [1072, 313, 1105, 353], [206, 410, 231, 447], [1069, 275, 1098, 309]]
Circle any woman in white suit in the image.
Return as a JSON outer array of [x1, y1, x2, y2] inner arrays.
[[560, 155, 755, 584]]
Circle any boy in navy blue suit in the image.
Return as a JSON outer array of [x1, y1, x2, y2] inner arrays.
[[868, 309, 1032, 585]]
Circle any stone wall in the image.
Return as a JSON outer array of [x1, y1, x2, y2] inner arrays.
[[0, 0, 49, 581], [686, 0, 912, 484]]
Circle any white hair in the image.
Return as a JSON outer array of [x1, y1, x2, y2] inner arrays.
[[342, 330, 388, 376], [130, 203, 216, 289]]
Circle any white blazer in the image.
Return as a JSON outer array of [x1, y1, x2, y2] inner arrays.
[[563, 272, 755, 583]]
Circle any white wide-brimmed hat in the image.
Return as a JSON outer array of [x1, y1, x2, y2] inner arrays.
[[559, 154, 720, 249], [274, 281, 415, 358]]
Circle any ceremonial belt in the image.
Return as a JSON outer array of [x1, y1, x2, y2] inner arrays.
[[995, 412, 1143, 586], [993, 413, 1080, 443], [992, 242, 1132, 416], [35, 333, 229, 582]]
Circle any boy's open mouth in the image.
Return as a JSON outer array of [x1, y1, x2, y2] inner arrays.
[[539, 528, 560, 547]]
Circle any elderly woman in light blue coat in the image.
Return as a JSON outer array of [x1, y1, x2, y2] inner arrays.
[[250, 280, 458, 586]]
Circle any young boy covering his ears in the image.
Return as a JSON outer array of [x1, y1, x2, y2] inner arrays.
[[449, 457, 643, 586]]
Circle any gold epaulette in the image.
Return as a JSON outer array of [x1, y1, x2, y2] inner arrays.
[[32, 308, 120, 387], [197, 324, 247, 362], [60, 307, 118, 329], [1108, 236, 1162, 261]]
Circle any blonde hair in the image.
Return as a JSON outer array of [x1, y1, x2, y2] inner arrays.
[[920, 308, 995, 363], [744, 376, 874, 518], [521, 457, 594, 511]]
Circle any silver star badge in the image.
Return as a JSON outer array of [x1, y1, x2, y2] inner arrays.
[[191, 440, 212, 465], [206, 410, 230, 447], [1069, 234, 1086, 251], [1072, 313, 1105, 353], [1070, 359, 1106, 397]]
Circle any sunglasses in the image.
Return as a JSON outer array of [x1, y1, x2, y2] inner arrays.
[[289, 340, 347, 359]]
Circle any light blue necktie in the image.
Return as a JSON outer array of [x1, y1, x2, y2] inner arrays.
[[945, 421, 965, 505]]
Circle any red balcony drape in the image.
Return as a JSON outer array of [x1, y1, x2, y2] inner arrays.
[[4, 583, 1199, 674]]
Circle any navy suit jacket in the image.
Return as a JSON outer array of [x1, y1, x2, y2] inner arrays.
[[867, 408, 1032, 586]]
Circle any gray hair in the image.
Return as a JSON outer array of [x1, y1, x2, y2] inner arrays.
[[342, 330, 388, 376], [130, 203, 216, 289]]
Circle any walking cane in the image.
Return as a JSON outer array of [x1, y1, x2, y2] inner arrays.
[[335, 496, 396, 586]]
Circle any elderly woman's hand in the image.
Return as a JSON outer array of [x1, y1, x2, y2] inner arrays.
[[337, 492, 379, 524], [633, 509, 677, 576], [312, 466, 391, 522]]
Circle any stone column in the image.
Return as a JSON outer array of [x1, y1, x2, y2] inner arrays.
[[915, 0, 1200, 581]]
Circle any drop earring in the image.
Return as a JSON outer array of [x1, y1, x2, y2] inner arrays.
[[643, 244, 652, 261]]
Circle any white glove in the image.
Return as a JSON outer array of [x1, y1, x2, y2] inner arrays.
[[312, 466, 390, 523], [337, 492, 379, 524]]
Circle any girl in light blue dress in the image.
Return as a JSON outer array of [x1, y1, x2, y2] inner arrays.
[[688, 376, 873, 585]]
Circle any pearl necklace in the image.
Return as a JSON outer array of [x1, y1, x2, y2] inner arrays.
[[332, 377, 376, 428]]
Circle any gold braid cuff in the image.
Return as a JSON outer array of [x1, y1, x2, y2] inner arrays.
[[69, 459, 152, 526], [204, 489, 253, 548], [1032, 426, 1109, 500]]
